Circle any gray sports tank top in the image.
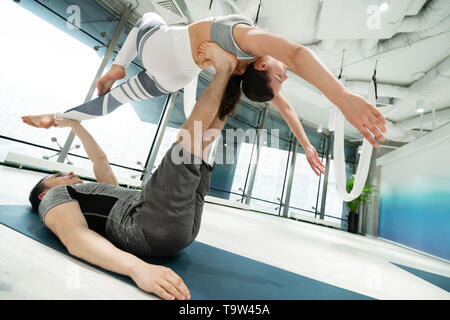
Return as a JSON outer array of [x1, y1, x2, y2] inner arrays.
[[210, 14, 256, 61]]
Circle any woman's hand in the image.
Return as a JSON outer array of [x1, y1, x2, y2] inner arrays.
[[305, 145, 326, 176], [336, 89, 387, 148], [130, 262, 191, 300]]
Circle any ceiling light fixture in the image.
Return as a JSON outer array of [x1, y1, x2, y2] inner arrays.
[[416, 99, 424, 113], [379, 2, 390, 12], [317, 124, 323, 133]]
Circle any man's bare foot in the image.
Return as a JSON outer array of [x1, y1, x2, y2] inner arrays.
[[198, 42, 238, 73], [22, 113, 57, 129]]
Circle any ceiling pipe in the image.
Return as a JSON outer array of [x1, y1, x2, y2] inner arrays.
[[393, 55, 450, 106], [308, 0, 449, 58], [302, 0, 450, 143], [338, 55, 450, 107], [397, 0, 450, 33], [296, 0, 449, 144], [395, 106, 450, 131], [344, 80, 419, 100], [360, 0, 450, 58]]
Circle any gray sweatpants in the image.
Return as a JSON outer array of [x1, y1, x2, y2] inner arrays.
[[134, 142, 213, 257]]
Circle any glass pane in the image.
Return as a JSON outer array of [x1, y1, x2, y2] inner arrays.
[[250, 135, 290, 215], [0, 1, 164, 180], [1, 140, 57, 166], [250, 198, 282, 216], [210, 114, 259, 202], [0, 1, 102, 150], [265, 114, 292, 142], [288, 148, 322, 219], [229, 140, 255, 201], [150, 93, 186, 174]]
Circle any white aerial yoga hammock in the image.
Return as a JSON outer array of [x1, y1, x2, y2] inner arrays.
[[328, 78, 376, 202], [184, 72, 376, 192]]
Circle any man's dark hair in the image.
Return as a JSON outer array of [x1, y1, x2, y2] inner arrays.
[[29, 177, 47, 212]]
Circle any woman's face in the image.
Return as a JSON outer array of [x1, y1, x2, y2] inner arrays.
[[254, 56, 288, 96]]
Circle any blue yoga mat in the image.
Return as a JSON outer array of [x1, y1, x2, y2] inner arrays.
[[391, 263, 450, 293], [0, 205, 374, 300]]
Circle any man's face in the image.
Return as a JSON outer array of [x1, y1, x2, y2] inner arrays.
[[41, 172, 83, 192]]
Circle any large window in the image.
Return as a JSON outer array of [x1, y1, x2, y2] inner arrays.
[[0, 1, 165, 181], [0, 1, 102, 152], [150, 93, 186, 175], [249, 113, 291, 215], [288, 143, 324, 219], [210, 110, 260, 202]]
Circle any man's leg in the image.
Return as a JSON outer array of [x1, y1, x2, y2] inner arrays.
[[175, 42, 237, 162], [134, 44, 237, 257], [201, 114, 227, 162], [190, 112, 227, 240], [177, 44, 235, 243]]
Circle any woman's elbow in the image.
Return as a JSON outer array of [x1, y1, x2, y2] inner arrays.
[[288, 44, 306, 67]]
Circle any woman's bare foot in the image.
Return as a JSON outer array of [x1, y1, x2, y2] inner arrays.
[[22, 113, 57, 129], [96, 64, 126, 96], [198, 42, 238, 73]]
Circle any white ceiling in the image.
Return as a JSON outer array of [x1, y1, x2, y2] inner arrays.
[[95, 0, 450, 145]]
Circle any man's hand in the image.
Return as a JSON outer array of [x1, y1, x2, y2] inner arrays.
[[130, 262, 191, 300], [53, 117, 80, 128], [305, 145, 326, 176], [336, 90, 387, 148]]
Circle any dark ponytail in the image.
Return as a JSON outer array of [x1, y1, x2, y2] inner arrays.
[[242, 62, 274, 103], [218, 74, 243, 120], [218, 62, 275, 120]]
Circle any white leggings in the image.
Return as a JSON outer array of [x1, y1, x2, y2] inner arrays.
[[62, 12, 200, 121]]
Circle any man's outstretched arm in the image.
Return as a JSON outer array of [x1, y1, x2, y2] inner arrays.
[[54, 118, 118, 185]]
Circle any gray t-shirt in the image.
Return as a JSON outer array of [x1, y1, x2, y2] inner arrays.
[[38, 182, 152, 256]]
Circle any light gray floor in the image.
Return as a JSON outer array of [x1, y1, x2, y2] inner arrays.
[[1, 165, 449, 299]]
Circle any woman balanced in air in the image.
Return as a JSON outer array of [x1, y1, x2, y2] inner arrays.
[[23, 12, 386, 175]]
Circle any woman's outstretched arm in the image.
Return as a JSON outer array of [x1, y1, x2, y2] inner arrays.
[[236, 26, 387, 148], [271, 94, 326, 176]]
